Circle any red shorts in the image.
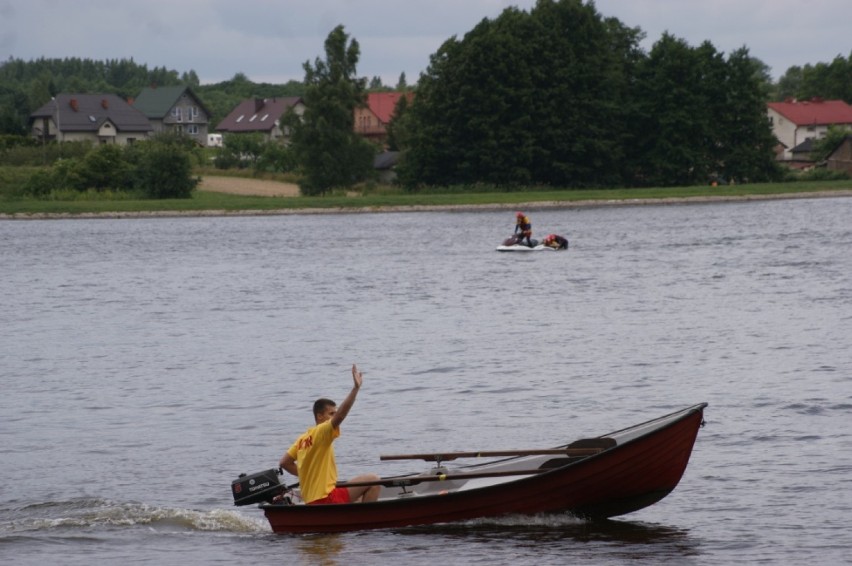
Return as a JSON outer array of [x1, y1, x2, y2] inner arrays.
[[308, 487, 351, 505]]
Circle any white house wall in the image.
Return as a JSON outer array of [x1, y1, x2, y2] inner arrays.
[[769, 108, 833, 161]]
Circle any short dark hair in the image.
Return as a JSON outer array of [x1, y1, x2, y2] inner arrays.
[[313, 398, 336, 419]]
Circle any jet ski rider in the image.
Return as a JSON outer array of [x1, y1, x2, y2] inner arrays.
[[543, 234, 568, 249], [514, 212, 533, 247]]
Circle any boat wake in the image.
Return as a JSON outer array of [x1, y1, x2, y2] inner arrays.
[[462, 512, 588, 529], [1, 498, 269, 534]]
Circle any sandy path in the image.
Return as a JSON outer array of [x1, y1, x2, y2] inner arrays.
[[198, 175, 300, 197]]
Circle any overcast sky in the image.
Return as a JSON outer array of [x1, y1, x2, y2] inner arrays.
[[2, 0, 849, 85]]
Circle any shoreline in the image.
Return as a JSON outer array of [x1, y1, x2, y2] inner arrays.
[[2, 189, 851, 220]]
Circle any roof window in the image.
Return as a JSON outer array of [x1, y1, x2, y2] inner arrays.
[[236, 115, 244, 123]]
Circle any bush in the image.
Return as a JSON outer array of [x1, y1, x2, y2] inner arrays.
[[0, 134, 39, 151], [16, 133, 199, 199], [257, 142, 296, 173], [77, 144, 133, 191], [0, 139, 92, 166], [132, 141, 197, 198], [22, 158, 86, 196], [797, 167, 850, 181]]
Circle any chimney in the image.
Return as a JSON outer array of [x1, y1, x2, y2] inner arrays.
[[254, 98, 264, 113], [70, 98, 79, 112], [101, 99, 109, 109]]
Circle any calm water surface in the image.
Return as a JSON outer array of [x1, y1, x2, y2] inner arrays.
[[1, 198, 851, 565]]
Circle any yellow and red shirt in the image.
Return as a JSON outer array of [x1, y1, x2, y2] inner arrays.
[[286, 420, 340, 503]]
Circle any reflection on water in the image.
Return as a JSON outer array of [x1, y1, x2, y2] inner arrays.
[[291, 534, 347, 566], [396, 516, 699, 561]]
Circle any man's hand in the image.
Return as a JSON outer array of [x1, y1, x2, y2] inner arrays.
[[332, 364, 363, 428], [352, 363, 363, 389]]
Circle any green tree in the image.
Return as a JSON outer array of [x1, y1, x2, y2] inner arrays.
[[399, 0, 637, 189], [181, 69, 201, 87], [215, 133, 266, 169], [0, 85, 29, 135], [385, 94, 411, 152], [716, 48, 782, 183], [776, 66, 803, 101], [129, 133, 198, 198], [76, 143, 132, 190], [396, 72, 408, 91], [799, 54, 852, 103], [630, 34, 716, 186], [776, 53, 852, 103], [291, 25, 375, 195]]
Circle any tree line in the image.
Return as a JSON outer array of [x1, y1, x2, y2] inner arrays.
[[395, 0, 851, 189]]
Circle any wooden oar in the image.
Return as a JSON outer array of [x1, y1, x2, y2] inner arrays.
[[338, 468, 547, 489], [380, 447, 604, 462]]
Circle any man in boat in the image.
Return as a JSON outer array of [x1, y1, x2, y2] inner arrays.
[[279, 364, 381, 505], [514, 211, 533, 246], [542, 234, 568, 249]]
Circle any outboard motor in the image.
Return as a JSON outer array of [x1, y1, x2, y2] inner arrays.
[[231, 468, 286, 506]]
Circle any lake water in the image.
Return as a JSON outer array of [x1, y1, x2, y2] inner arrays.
[[1, 197, 851, 565]]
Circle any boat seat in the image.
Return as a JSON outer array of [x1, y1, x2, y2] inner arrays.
[[568, 437, 616, 449]]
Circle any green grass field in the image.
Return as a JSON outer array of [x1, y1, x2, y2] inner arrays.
[[1, 168, 850, 217]]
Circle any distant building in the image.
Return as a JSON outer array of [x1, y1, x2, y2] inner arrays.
[[216, 97, 305, 143], [826, 135, 852, 175], [133, 85, 212, 146], [354, 92, 413, 145], [767, 98, 852, 161], [373, 151, 401, 184], [30, 93, 152, 145]]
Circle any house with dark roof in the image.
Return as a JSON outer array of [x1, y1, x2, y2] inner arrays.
[[216, 97, 305, 143], [354, 92, 412, 144], [767, 98, 852, 161], [30, 93, 152, 145], [132, 85, 212, 146]]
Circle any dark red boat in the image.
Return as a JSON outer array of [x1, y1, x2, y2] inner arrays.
[[251, 403, 707, 533]]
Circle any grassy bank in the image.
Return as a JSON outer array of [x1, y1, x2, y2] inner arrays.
[[2, 176, 851, 217]]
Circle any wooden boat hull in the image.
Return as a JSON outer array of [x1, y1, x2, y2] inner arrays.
[[262, 403, 707, 533]]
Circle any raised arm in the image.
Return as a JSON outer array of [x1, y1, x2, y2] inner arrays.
[[331, 364, 363, 429]]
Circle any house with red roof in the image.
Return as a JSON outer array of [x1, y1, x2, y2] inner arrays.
[[767, 98, 852, 161], [216, 97, 305, 143], [354, 92, 412, 144]]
